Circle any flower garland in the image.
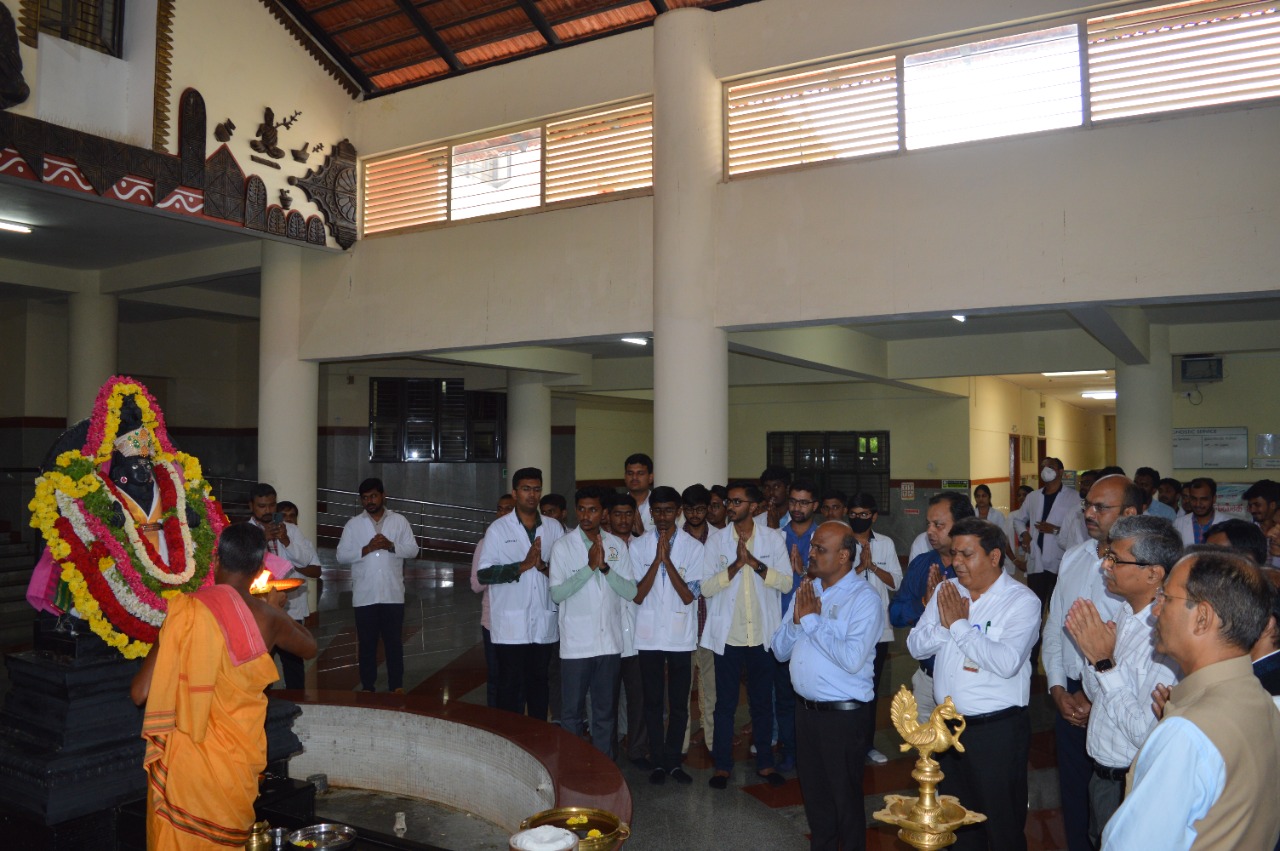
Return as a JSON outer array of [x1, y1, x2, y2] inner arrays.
[[28, 377, 224, 659]]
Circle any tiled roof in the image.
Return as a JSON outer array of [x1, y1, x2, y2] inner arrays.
[[266, 0, 762, 98]]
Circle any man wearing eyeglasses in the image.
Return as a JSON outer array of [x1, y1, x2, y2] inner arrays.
[[906, 517, 1041, 851], [1101, 550, 1280, 851], [772, 478, 820, 773], [701, 482, 792, 789], [1040, 475, 1140, 851], [1065, 514, 1181, 845], [847, 492, 901, 765]]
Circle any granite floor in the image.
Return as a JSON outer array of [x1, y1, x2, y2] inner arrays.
[[290, 554, 1069, 850]]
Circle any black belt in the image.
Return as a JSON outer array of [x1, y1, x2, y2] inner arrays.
[[962, 705, 1025, 726], [1092, 762, 1128, 782], [798, 697, 865, 711]]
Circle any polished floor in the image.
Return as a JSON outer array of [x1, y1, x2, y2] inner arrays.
[[293, 554, 1070, 850]]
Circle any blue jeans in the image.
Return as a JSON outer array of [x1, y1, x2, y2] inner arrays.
[[711, 643, 775, 772], [560, 654, 621, 758]]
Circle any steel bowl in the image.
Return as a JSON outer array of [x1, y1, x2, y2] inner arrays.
[[287, 823, 357, 850]]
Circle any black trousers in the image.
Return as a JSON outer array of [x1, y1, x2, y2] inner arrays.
[[938, 706, 1030, 851], [638, 649, 692, 771], [495, 642, 554, 720], [353, 603, 404, 691], [1055, 678, 1093, 851], [616, 655, 648, 759], [273, 621, 306, 690], [1027, 572, 1056, 670], [864, 641, 889, 750], [796, 701, 872, 851]]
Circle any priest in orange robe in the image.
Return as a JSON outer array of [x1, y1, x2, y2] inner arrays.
[[131, 523, 317, 849]]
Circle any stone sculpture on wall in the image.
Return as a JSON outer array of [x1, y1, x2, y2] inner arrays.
[[289, 138, 358, 249], [0, 3, 29, 110]]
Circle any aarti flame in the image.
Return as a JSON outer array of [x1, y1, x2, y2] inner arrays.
[[249, 568, 271, 595]]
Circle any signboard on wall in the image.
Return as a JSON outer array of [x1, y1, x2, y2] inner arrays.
[[900, 482, 915, 500], [1173, 427, 1248, 469]]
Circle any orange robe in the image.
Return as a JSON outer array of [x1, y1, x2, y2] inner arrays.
[[141, 585, 278, 849]]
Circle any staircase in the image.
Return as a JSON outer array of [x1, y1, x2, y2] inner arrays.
[[0, 537, 35, 653]]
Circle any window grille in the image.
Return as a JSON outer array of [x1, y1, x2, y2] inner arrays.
[[1088, 0, 1280, 121], [546, 102, 654, 203], [725, 56, 899, 177], [36, 0, 123, 57]]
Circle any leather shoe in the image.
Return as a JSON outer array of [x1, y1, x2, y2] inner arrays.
[[648, 768, 666, 785], [709, 774, 729, 790], [757, 771, 785, 787], [668, 767, 693, 785]]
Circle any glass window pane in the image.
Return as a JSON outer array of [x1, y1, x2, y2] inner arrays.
[[905, 24, 1083, 150]]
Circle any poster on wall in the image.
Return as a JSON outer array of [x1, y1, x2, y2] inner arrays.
[[1172, 427, 1248, 469]]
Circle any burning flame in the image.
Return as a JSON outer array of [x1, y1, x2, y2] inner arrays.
[[249, 568, 271, 595]]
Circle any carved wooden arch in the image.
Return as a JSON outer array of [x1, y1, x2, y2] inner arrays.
[[178, 89, 205, 189], [244, 176, 268, 231]]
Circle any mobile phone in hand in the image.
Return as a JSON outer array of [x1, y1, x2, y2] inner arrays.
[[272, 512, 284, 525]]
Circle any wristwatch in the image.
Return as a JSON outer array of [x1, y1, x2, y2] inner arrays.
[[754, 560, 767, 576], [600, 564, 611, 575], [1094, 658, 1115, 673]]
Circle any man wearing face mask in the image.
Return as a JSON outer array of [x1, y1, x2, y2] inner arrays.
[[1017, 459, 1087, 641], [848, 492, 901, 765]]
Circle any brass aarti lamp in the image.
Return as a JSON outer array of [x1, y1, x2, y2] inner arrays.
[[873, 686, 986, 849]]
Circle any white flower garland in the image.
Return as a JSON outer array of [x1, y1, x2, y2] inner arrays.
[[102, 560, 166, 627], [96, 463, 197, 586]]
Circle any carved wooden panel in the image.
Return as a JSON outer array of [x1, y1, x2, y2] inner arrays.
[[245, 176, 267, 231], [289, 138, 358, 249], [204, 146, 245, 223], [179, 89, 205, 190], [266, 206, 285, 236], [285, 210, 305, 241], [305, 215, 326, 246]]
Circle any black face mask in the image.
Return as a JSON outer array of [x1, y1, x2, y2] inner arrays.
[[848, 517, 873, 534]]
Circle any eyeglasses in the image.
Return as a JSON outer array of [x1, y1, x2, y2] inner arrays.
[[1101, 550, 1150, 568], [849, 511, 875, 520], [1082, 500, 1120, 513], [1155, 587, 1193, 605], [788, 498, 816, 506], [726, 497, 751, 506]]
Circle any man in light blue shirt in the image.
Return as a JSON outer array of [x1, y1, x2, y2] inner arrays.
[[772, 521, 883, 851], [1135, 467, 1176, 522]]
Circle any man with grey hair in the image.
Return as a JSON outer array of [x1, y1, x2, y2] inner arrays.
[[1065, 514, 1182, 845], [1102, 550, 1280, 850]]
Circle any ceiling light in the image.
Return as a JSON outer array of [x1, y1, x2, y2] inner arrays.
[[1081, 390, 1117, 400], [952, 315, 966, 323], [0, 219, 32, 234], [1043, 370, 1108, 377], [621, 337, 648, 346]]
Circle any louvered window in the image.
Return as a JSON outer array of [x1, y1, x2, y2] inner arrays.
[[362, 146, 448, 236], [1088, 0, 1280, 121], [368, 378, 505, 463], [545, 102, 654, 203], [725, 56, 900, 177], [905, 24, 1083, 150], [362, 99, 653, 236]]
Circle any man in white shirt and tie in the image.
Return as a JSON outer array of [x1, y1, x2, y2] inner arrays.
[[907, 517, 1041, 851]]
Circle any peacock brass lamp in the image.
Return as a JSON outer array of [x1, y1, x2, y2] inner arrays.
[[872, 686, 986, 849]]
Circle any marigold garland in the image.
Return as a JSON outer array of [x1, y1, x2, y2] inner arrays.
[[28, 377, 225, 659]]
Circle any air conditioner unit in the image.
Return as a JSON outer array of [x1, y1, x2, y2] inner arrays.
[[1176, 355, 1223, 388]]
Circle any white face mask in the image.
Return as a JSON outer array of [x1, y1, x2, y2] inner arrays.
[[1041, 466, 1058, 483]]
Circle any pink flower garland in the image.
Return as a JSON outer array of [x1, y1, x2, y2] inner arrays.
[[79, 504, 169, 612], [82, 375, 177, 462]]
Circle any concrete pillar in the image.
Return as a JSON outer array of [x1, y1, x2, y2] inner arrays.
[[258, 241, 318, 545], [652, 8, 727, 490], [67, 289, 118, 421], [508, 371, 553, 490], [1115, 324, 1173, 476]]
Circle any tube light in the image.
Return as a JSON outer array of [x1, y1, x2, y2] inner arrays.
[[1043, 370, 1108, 377], [1080, 390, 1117, 400], [952, 314, 966, 323], [621, 337, 648, 346], [0, 219, 32, 234]]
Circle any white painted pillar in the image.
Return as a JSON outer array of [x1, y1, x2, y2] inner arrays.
[[652, 8, 727, 491], [258, 241, 318, 545], [67, 289, 118, 421], [508, 371, 553, 490], [1115, 325, 1173, 476]]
